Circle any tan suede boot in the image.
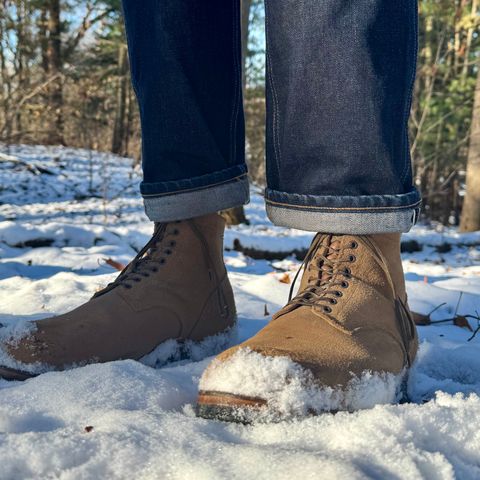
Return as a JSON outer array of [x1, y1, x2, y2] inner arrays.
[[0, 213, 236, 380], [196, 233, 418, 422]]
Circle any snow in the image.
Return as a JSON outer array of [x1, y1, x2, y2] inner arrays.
[[0, 144, 480, 478], [199, 348, 406, 421]]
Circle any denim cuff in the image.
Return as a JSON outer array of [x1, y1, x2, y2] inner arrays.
[[142, 166, 249, 222], [265, 188, 421, 234]]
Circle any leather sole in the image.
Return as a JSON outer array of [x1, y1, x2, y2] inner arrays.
[[196, 373, 410, 423], [196, 391, 267, 424]]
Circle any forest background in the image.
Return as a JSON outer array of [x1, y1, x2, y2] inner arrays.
[[1, 0, 479, 230]]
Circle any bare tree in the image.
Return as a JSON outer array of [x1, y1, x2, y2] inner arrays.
[[241, 0, 252, 92], [111, 44, 129, 155], [460, 67, 480, 231], [46, 0, 64, 144]]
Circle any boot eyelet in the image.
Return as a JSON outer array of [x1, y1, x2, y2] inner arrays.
[[324, 306, 332, 313], [334, 291, 342, 297], [159, 259, 166, 265], [350, 241, 358, 249], [173, 229, 180, 235], [344, 267, 351, 277], [330, 298, 337, 305], [124, 284, 132, 289], [169, 241, 176, 247], [152, 267, 158, 272], [165, 249, 172, 255], [349, 255, 356, 263], [341, 281, 349, 288]]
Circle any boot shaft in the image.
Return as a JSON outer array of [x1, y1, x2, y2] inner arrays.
[[186, 213, 228, 280]]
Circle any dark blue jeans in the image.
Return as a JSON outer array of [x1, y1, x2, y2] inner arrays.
[[122, 0, 421, 234]]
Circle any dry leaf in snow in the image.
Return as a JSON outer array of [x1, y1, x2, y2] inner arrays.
[[103, 258, 126, 271], [279, 273, 291, 284], [412, 312, 431, 326], [454, 315, 473, 331]]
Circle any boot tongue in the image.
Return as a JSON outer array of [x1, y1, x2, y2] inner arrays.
[[319, 235, 342, 282], [275, 235, 348, 320], [146, 223, 167, 259], [305, 234, 343, 286]]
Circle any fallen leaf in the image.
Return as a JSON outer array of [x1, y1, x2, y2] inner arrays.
[[279, 273, 291, 284], [103, 258, 126, 271], [454, 315, 473, 331], [412, 311, 431, 326], [84, 426, 94, 433]]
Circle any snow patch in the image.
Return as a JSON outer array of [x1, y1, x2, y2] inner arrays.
[[1, 145, 480, 478], [140, 326, 239, 368], [200, 348, 405, 420]]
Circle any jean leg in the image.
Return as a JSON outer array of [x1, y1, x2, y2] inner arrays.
[[264, 0, 421, 234], [122, 0, 249, 221]]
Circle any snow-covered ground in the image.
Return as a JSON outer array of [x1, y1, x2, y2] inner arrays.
[[0, 145, 480, 479]]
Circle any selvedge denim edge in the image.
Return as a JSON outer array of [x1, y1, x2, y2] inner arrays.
[[265, 188, 421, 233], [142, 170, 249, 222]]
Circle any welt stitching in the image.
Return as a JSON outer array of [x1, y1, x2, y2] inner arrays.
[[228, 0, 235, 164], [229, 0, 240, 165], [264, 0, 281, 179], [232, 0, 242, 163], [400, 0, 418, 184], [232, 0, 242, 164]]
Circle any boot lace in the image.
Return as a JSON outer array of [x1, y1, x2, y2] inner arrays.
[[287, 234, 357, 313], [93, 222, 180, 298]]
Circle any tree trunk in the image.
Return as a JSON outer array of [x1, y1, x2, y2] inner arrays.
[[423, 14, 433, 91], [124, 86, 134, 157], [241, 0, 252, 92], [0, 2, 12, 139], [460, 67, 480, 231], [46, 0, 64, 145], [39, 5, 49, 73], [461, 0, 477, 83], [112, 45, 128, 155], [14, 0, 26, 136]]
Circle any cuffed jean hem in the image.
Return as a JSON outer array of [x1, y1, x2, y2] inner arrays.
[[142, 174, 250, 222], [265, 188, 421, 234]]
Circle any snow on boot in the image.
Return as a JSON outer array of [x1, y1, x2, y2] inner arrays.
[[196, 233, 418, 422], [0, 213, 236, 380]]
